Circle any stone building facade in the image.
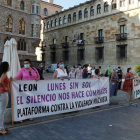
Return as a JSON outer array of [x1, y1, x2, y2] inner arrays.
[[0, 0, 41, 65], [36, 0, 63, 61], [43, 0, 140, 74]]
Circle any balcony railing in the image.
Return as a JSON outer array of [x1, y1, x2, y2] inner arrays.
[[115, 33, 127, 41], [61, 42, 69, 48], [77, 40, 85, 46], [49, 44, 56, 49], [94, 37, 104, 43]]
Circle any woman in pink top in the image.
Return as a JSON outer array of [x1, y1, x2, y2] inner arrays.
[[14, 59, 40, 81], [14, 59, 40, 122], [0, 62, 13, 135]]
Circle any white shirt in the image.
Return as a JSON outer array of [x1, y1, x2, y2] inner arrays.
[[91, 69, 95, 76], [75, 68, 83, 79], [69, 71, 75, 79], [88, 66, 92, 73], [56, 68, 67, 78]]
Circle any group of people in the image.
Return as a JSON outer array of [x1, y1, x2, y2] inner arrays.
[[0, 60, 135, 135], [53, 62, 101, 80], [109, 66, 134, 102], [0, 59, 44, 135], [54, 63, 134, 103]]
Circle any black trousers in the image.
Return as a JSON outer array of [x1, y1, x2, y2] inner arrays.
[[118, 80, 122, 89]]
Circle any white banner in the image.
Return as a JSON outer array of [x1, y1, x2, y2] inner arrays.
[[12, 78, 109, 121], [133, 78, 140, 99]]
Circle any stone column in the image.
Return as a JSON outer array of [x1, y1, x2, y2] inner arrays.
[[117, 0, 120, 10]]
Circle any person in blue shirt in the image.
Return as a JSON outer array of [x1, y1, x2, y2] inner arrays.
[[36, 63, 44, 80]]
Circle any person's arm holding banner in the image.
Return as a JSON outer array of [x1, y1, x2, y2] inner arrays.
[[35, 69, 40, 82], [53, 70, 59, 80], [13, 69, 22, 81]]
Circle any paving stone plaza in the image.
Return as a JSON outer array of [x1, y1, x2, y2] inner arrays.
[[1, 103, 140, 140], [1, 0, 140, 139]]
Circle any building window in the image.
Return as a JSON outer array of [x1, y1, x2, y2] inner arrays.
[[98, 29, 103, 37], [50, 52, 56, 62], [97, 4, 101, 14], [36, 24, 39, 37], [120, 0, 125, 7], [120, 25, 126, 38], [53, 39, 55, 44], [44, 23, 46, 29], [7, 0, 12, 6], [79, 10, 82, 19], [55, 19, 58, 26], [73, 12, 76, 21], [20, 1, 24, 10], [6, 15, 12, 32], [31, 24, 34, 36], [63, 51, 69, 61], [59, 17, 62, 25], [44, 8, 47, 15], [63, 16, 66, 24], [4, 36, 11, 44], [84, 8, 88, 18], [36, 6, 39, 14], [120, 25, 125, 34], [68, 14, 71, 23], [112, 0, 117, 9], [77, 49, 85, 61], [95, 47, 104, 60], [19, 19, 25, 35], [104, 2, 109, 12], [32, 5, 35, 13], [116, 45, 127, 59], [80, 33, 84, 40], [47, 21, 50, 29], [18, 39, 26, 51], [65, 36, 68, 42], [51, 20, 54, 27], [90, 6, 94, 16], [129, 0, 134, 4], [55, 11, 58, 14]]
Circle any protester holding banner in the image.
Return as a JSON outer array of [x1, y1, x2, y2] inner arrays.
[[110, 68, 119, 97], [122, 68, 134, 102], [53, 61, 70, 80], [0, 62, 12, 135], [14, 59, 40, 81], [13, 59, 40, 122], [36, 63, 44, 80]]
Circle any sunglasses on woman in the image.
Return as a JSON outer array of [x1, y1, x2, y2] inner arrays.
[[29, 72, 32, 76]]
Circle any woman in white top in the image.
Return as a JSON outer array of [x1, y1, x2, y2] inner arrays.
[[69, 68, 75, 79], [91, 67, 95, 78], [53, 61, 70, 80]]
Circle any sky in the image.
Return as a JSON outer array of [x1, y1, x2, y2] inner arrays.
[[46, 0, 87, 10]]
